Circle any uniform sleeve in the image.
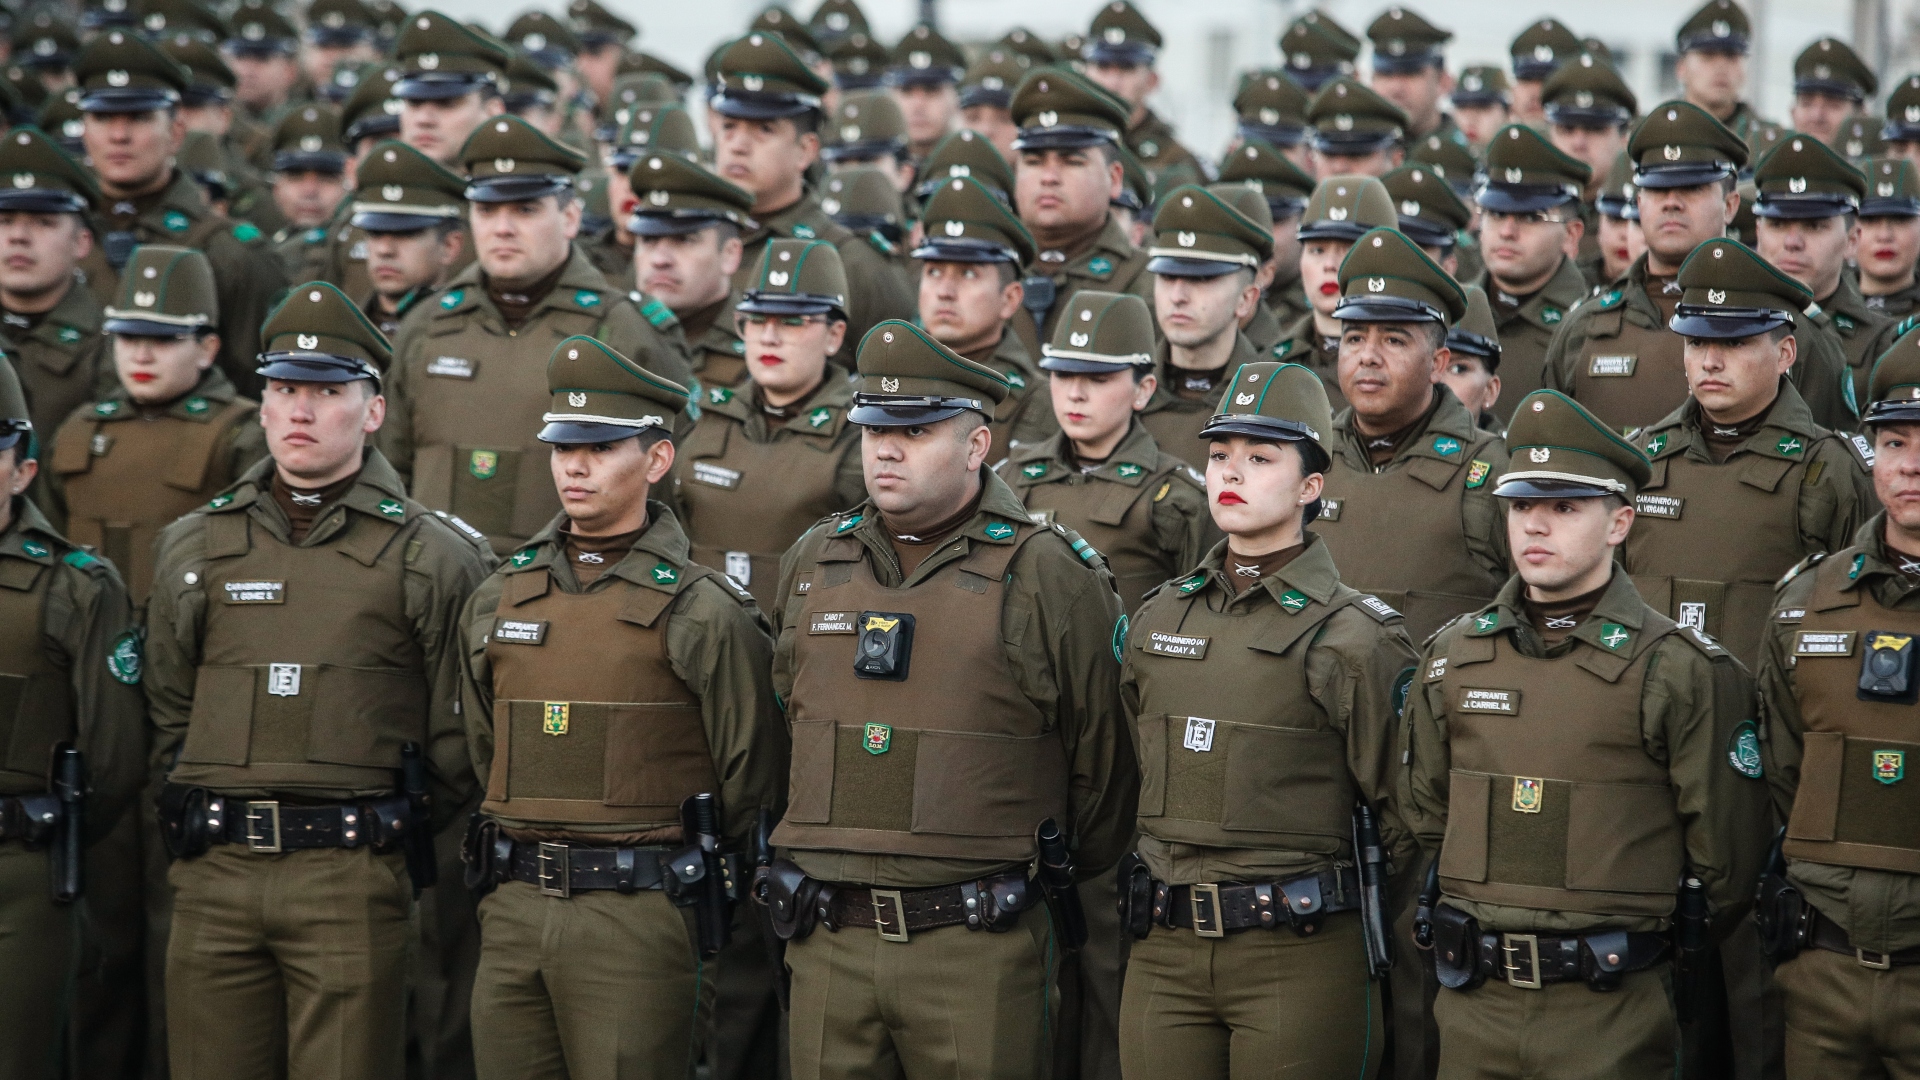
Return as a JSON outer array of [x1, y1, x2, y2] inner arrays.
[[1462, 440, 1513, 577], [219, 412, 269, 487], [403, 520, 498, 828], [376, 325, 419, 485], [1756, 580, 1813, 821], [1539, 312, 1584, 396], [1799, 440, 1876, 556], [143, 518, 209, 779], [456, 573, 504, 785], [831, 432, 867, 512], [833, 239, 915, 366], [46, 559, 146, 840], [665, 581, 788, 845], [1402, 633, 1454, 856], [1148, 475, 1220, 584], [1307, 609, 1420, 863], [598, 301, 694, 388]]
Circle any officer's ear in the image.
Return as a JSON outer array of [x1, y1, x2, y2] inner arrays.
[[642, 431, 675, 485], [360, 385, 387, 435], [1131, 370, 1156, 410], [1771, 326, 1797, 377], [718, 231, 744, 276], [558, 193, 582, 239], [1560, 214, 1585, 260], [165, 108, 187, 157]]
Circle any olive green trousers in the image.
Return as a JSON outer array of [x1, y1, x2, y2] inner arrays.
[[1118, 910, 1383, 1080], [0, 843, 72, 1080], [470, 881, 709, 1080], [1434, 965, 1677, 1080], [785, 910, 1057, 1080], [166, 844, 414, 1080], [706, 904, 786, 1080], [1777, 946, 1920, 1079]]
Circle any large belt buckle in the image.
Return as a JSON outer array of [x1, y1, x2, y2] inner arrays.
[[536, 842, 571, 898], [1501, 932, 1543, 989], [244, 801, 282, 853], [1857, 947, 1893, 971], [870, 889, 910, 943], [1190, 882, 1225, 938]]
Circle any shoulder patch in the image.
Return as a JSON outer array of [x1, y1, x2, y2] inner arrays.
[[791, 222, 816, 239], [232, 221, 262, 242], [1464, 460, 1490, 488], [1087, 255, 1114, 278], [162, 210, 190, 233], [638, 295, 676, 328], [61, 549, 97, 570], [573, 290, 601, 309], [1540, 304, 1562, 325], [1355, 594, 1401, 623], [303, 226, 325, 243], [834, 513, 863, 534], [107, 629, 141, 685], [377, 498, 406, 519], [1596, 288, 1624, 310], [440, 289, 466, 310], [509, 547, 538, 568], [1112, 614, 1128, 662], [55, 326, 80, 344], [1727, 719, 1763, 778]]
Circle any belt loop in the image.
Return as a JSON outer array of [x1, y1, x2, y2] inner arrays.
[[341, 806, 362, 848], [870, 889, 909, 943], [963, 881, 984, 930], [1190, 883, 1224, 938], [614, 849, 636, 894], [1254, 883, 1276, 928]]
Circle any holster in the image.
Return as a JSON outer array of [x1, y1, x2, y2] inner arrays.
[[1118, 854, 1153, 940], [461, 814, 504, 897], [1754, 871, 1808, 965], [974, 875, 1032, 933], [759, 858, 821, 942], [5, 794, 60, 847], [157, 784, 212, 860], [1430, 904, 1486, 990]]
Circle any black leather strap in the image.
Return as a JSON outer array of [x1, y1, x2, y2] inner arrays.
[[0, 793, 60, 843], [504, 841, 672, 895], [208, 796, 406, 851], [824, 874, 1038, 934], [1471, 928, 1671, 988], [1807, 903, 1920, 967], [1160, 867, 1361, 934]]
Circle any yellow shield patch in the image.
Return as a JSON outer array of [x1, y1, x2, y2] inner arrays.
[[543, 702, 569, 736], [1512, 776, 1544, 813], [470, 450, 500, 479]]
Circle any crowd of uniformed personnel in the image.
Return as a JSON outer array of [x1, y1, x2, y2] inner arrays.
[[0, 0, 1918, 1079]]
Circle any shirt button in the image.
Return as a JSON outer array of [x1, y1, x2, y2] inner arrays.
[[184, 571, 198, 584]]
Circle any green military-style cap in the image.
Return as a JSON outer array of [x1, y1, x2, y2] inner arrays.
[[1677, 0, 1749, 54], [1383, 164, 1469, 251], [1407, 131, 1478, 197], [807, 0, 868, 47], [1218, 139, 1314, 220], [849, 319, 1009, 426], [1233, 69, 1310, 149], [1147, 184, 1274, 277], [914, 174, 1035, 267], [959, 48, 1029, 111], [1832, 117, 1885, 163], [1010, 66, 1130, 151], [38, 91, 87, 156], [748, 7, 822, 61], [1543, 52, 1637, 129], [1794, 36, 1874, 102], [138, 0, 229, 44], [0, 355, 28, 451], [256, 281, 392, 384], [0, 126, 98, 213], [1118, 145, 1156, 215], [351, 139, 464, 232], [566, 0, 635, 49], [1668, 237, 1810, 339], [1479, 123, 1592, 213], [1298, 174, 1397, 242], [14, 11, 79, 71], [1039, 290, 1154, 373], [1628, 99, 1747, 189], [1497, 390, 1651, 497], [393, 10, 509, 101], [1453, 65, 1512, 107], [503, 50, 560, 112], [627, 151, 753, 236], [710, 31, 829, 119], [1862, 157, 1920, 217], [623, 51, 695, 93], [161, 32, 233, 104], [915, 128, 1014, 202], [1596, 150, 1639, 219], [1279, 13, 1359, 93], [1334, 226, 1468, 326], [224, 0, 295, 57], [538, 335, 687, 444], [1885, 74, 1920, 143], [739, 238, 849, 319], [305, 0, 374, 47], [609, 103, 700, 170], [366, 0, 408, 45], [73, 28, 189, 112], [998, 27, 1054, 67], [823, 89, 906, 162], [1307, 76, 1408, 157], [821, 167, 904, 241], [597, 72, 677, 142], [1865, 325, 1920, 424], [1085, 0, 1160, 65], [1199, 361, 1333, 459], [342, 66, 403, 145], [1367, 6, 1451, 75], [1446, 285, 1501, 371], [504, 10, 579, 68], [104, 244, 217, 336], [1510, 18, 1581, 81], [271, 103, 346, 174], [826, 31, 886, 91], [459, 114, 587, 202], [887, 23, 963, 88], [1753, 133, 1864, 219]]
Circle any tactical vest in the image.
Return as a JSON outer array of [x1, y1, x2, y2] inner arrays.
[[1567, 304, 1687, 431], [172, 507, 430, 793], [774, 526, 1068, 861], [1127, 582, 1361, 856], [1778, 557, 1920, 875], [1139, 398, 1212, 465], [1018, 467, 1180, 614], [1434, 621, 1687, 917], [1317, 448, 1502, 642], [677, 414, 850, 611], [1626, 442, 1811, 668], [481, 564, 717, 830], [0, 553, 71, 795], [695, 347, 747, 390], [51, 400, 258, 604]]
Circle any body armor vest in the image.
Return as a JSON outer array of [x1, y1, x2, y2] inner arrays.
[[171, 508, 429, 792], [482, 564, 716, 830], [1435, 621, 1687, 917], [1779, 557, 1920, 875], [1127, 584, 1359, 856], [1139, 397, 1212, 464], [0, 554, 70, 795], [677, 415, 850, 611], [1017, 469, 1182, 614], [1568, 307, 1687, 431], [52, 400, 257, 604], [773, 527, 1068, 861]]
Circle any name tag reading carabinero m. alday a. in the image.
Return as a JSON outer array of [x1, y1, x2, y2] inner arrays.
[[223, 580, 285, 604], [1144, 631, 1209, 659]]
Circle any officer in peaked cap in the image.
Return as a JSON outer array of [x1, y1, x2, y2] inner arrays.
[[807, 0, 868, 49], [268, 104, 351, 282], [1673, 0, 1784, 157], [1084, 0, 1159, 66], [820, 167, 905, 247], [1382, 164, 1468, 269], [821, 89, 911, 188], [1543, 53, 1637, 190], [1366, 6, 1455, 142], [626, 152, 756, 389], [1009, 64, 1129, 152], [390, 11, 510, 168], [502, 51, 562, 128], [458, 111, 586, 203], [751, 6, 825, 65], [342, 64, 403, 149], [1279, 12, 1360, 94], [958, 49, 1028, 160], [304, 0, 375, 80], [1233, 70, 1311, 155], [1271, 175, 1399, 407], [1082, 0, 1201, 183], [1219, 141, 1315, 330], [1859, 157, 1920, 317], [1882, 73, 1920, 159], [73, 26, 190, 112], [1508, 19, 1582, 126], [138, 0, 230, 46], [823, 31, 886, 93], [0, 126, 107, 443], [1306, 77, 1408, 179], [1477, 125, 1593, 418], [886, 24, 964, 160], [710, 30, 828, 120], [503, 10, 578, 72], [1406, 132, 1477, 198], [1445, 284, 1507, 430], [13, 9, 79, 75], [1451, 65, 1512, 152], [1677, 0, 1751, 54], [1204, 181, 1293, 356], [1791, 37, 1877, 146], [915, 127, 1015, 203], [567, 0, 634, 105], [348, 140, 467, 335], [1835, 116, 1887, 163], [1332, 224, 1468, 325]]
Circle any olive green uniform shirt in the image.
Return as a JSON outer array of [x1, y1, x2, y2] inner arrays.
[[1473, 254, 1589, 423], [1265, 278, 1310, 329], [1862, 279, 1920, 319], [1815, 275, 1903, 411], [1126, 108, 1203, 186], [8, 278, 106, 450], [1241, 296, 1285, 355], [680, 289, 749, 391], [732, 194, 915, 368]]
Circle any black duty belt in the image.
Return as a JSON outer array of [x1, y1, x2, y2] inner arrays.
[[1471, 928, 1670, 989], [822, 875, 1037, 941], [0, 793, 60, 843], [205, 794, 410, 853], [1806, 902, 1920, 969], [1159, 867, 1360, 936], [504, 841, 672, 897]]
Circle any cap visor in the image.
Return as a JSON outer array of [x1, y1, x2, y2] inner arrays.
[[105, 317, 201, 337], [1445, 329, 1500, 365], [1543, 106, 1630, 129], [1310, 131, 1399, 155], [1668, 310, 1791, 338], [1884, 123, 1920, 143], [1864, 402, 1920, 425], [1147, 254, 1247, 278], [464, 176, 574, 203], [833, 73, 886, 91], [1012, 127, 1116, 151], [736, 293, 840, 316], [884, 69, 959, 88], [394, 74, 493, 101], [1594, 196, 1638, 220], [1198, 416, 1313, 441], [1753, 195, 1857, 219], [1396, 217, 1458, 249], [1083, 44, 1156, 66], [1793, 78, 1864, 103], [820, 140, 904, 163], [1511, 61, 1556, 81], [79, 89, 181, 113], [274, 151, 348, 174], [1862, 198, 1920, 218], [1237, 121, 1307, 148], [1633, 163, 1736, 189], [1492, 476, 1615, 499], [0, 190, 87, 214], [256, 354, 379, 383], [708, 91, 816, 120], [957, 88, 1011, 110], [846, 403, 969, 426], [1296, 221, 1368, 242], [352, 210, 454, 232], [1477, 186, 1576, 214], [911, 238, 1018, 263], [1037, 354, 1141, 373], [1680, 36, 1749, 55], [628, 212, 729, 237], [1334, 295, 1445, 323], [537, 420, 650, 444], [1370, 53, 1441, 75]]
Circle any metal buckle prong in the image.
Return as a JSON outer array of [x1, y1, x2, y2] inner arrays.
[[871, 889, 909, 942], [536, 842, 570, 898], [244, 801, 281, 853], [1858, 948, 1893, 970], [1190, 882, 1224, 938], [1502, 933, 1543, 989]]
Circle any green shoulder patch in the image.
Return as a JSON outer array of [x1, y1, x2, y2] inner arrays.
[[1776, 435, 1805, 457], [1112, 614, 1128, 662], [1646, 432, 1669, 456], [62, 549, 96, 569], [232, 221, 262, 242], [1597, 288, 1624, 310], [649, 560, 679, 584], [20, 540, 48, 558], [1431, 435, 1462, 457], [1850, 553, 1866, 580], [1835, 314, 1856, 332], [1087, 255, 1114, 278], [1727, 720, 1763, 778], [162, 210, 190, 233], [867, 231, 894, 256], [730, 340, 746, 354], [107, 630, 141, 685], [93, 400, 121, 418], [509, 548, 537, 568], [709, 386, 733, 404], [207, 494, 234, 509], [834, 514, 863, 534], [639, 296, 675, 328], [303, 226, 325, 243], [56, 326, 80, 344], [807, 407, 831, 428], [574, 290, 601, 308], [1004, 368, 1026, 390], [1278, 589, 1310, 613], [791, 222, 816, 239], [983, 521, 1015, 540], [184, 397, 210, 416], [1472, 609, 1500, 634], [1175, 572, 1208, 594], [1271, 340, 1295, 359], [1115, 462, 1143, 478], [1540, 304, 1562, 325], [440, 289, 465, 310], [1020, 461, 1048, 479], [1597, 622, 1631, 651]]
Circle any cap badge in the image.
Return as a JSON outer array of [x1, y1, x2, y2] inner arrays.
[[299, 135, 322, 152], [1708, 289, 1726, 304], [1038, 110, 1059, 128], [382, 184, 403, 201], [524, 32, 545, 49], [1881, 182, 1897, 197], [1235, 392, 1256, 405], [418, 53, 439, 70], [9, 174, 29, 189], [1103, 26, 1126, 44], [1327, 206, 1348, 221], [1533, 44, 1554, 62], [1711, 18, 1730, 36], [944, 220, 965, 236], [1815, 63, 1831, 78], [495, 158, 516, 173], [1259, 107, 1279, 124], [1177, 231, 1196, 247], [105, 70, 131, 88], [881, 377, 899, 392], [840, 124, 860, 141], [1335, 114, 1354, 131], [296, 334, 318, 349], [1530, 447, 1551, 462], [910, 50, 930, 68], [1070, 332, 1090, 347], [1663, 145, 1682, 161], [1366, 277, 1386, 293], [1908, 106, 1920, 122], [768, 271, 790, 286], [133, 291, 155, 307], [568, 391, 587, 407], [742, 74, 763, 91], [1505, 167, 1523, 183], [1574, 90, 1594, 107]]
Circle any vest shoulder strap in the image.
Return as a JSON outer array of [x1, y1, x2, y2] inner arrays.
[[162, 400, 258, 493], [1248, 586, 1363, 656], [203, 508, 251, 559], [48, 413, 99, 476], [501, 566, 550, 607], [619, 562, 721, 628]]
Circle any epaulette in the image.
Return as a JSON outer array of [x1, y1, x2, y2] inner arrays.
[[430, 509, 489, 547], [232, 221, 263, 243], [60, 547, 102, 573], [1843, 430, 1876, 470], [1050, 521, 1108, 570], [1777, 550, 1829, 589], [631, 291, 678, 330], [1352, 593, 1401, 624]]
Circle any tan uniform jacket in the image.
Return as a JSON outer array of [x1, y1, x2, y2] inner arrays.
[[1815, 275, 1903, 411], [1138, 333, 1261, 468], [9, 279, 106, 449], [1474, 255, 1589, 423], [1012, 216, 1155, 362], [1126, 108, 1204, 186]]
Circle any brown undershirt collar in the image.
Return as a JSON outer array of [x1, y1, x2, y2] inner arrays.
[[1698, 405, 1771, 463], [270, 469, 360, 544], [1035, 218, 1108, 266], [1646, 272, 1683, 325], [1358, 388, 1442, 468], [486, 260, 568, 330], [559, 522, 647, 584], [1224, 540, 1308, 595], [1521, 578, 1610, 646], [1171, 363, 1229, 398], [883, 482, 984, 579]]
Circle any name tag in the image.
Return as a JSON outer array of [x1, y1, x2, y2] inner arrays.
[[223, 580, 285, 604], [808, 611, 856, 634], [1459, 688, 1519, 714], [1317, 498, 1342, 521], [1793, 630, 1856, 657], [1425, 656, 1448, 681], [693, 462, 742, 490], [1589, 354, 1637, 377], [426, 355, 476, 378], [794, 576, 812, 594], [1775, 608, 1806, 622], [1182, 716, 1215, 752], [1635, 494, 1684, 519], [494, 619, 548, 645], [1145, 631, 1209, 659]]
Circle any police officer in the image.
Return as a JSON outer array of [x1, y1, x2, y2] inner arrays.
[[885, 24, 962, 165], [267, 104, 350, 281], [1082, 1, 1201, 186], [1757, 339, 1920, 1078], [1271, 175, 1399, 410], [146, 282, 494, 1080], [222, 0, 303, 128], [1886, 76, 1920, 170], [1278, 11, 1362, 95], [591, 104, 703, 293], [350, 139, 468, 337], [1384, 163, 1471, 276], [1366, 6, 1457, 144], [1306, 77, 1408, 180], [1673, 0, 1783, 156], [1476, 125, 1594, 420], [1451, 66, 1511, 152], [392, 11, 509, 167], [822, 89, 913, 190], [1230, 69, 1310, 165], [74, 28, 289, 396], [461, 334, 784, 1080], [1217, 140, 1314, 331], [1542, 54, 1636, 205], [708, 32, 914, 365], [1589, 151, 1646, 286], [765, 320, 1135, 1080], [1507, 19, 1581, 129], [628, 151, 756, 390], [1118, 359, 1414, 1080], [1858, 158, 1920, 317], [383, 114, 692, 555], [1444, 286, 1507, 432], [1788, 38, 1874, 147], [1209, 183, 1289, 355]]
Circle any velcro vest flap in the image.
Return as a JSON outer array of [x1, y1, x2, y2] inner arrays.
[[1405, 455, 1461, 492], [204, 510, 252, 559], [48, 419, 97, 476], [1810, 559, 1864, 613], [817, 535, 865, 563], [680, 413, 730, 458], [1589, 306, 1625, 336], [1448, 632, 1498, 667], [616, 571, 693, 628], [1247, 595, 1348, 657], [1737, 453, 1796, 494], [1573, 643, 1637, 682], [1087, 477, 1149, 526], [0, 556, 43, 591], [502, 567, 550, 606], [162, 402, 253, 492], [335, 514, 402, 567], [960, 526, 1034, 580], [1646, 456, 1669, 488]]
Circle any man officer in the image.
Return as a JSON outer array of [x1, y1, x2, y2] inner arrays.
[[383, 114, 692, 556], [1788, 38, 1875, 147], [1081, 1, 1201, 185], [764, 320, 1136, 1080], [460, 335, 785, 1080], [392, 11, 508, 168], [1673, 0, 1784, 156], [350, 139, 468, 337], [1366, 6, 1457, 144], [628, 152, 756, 391], [146, 282, 494, 1080], [1403, 388, 1772, 1079]]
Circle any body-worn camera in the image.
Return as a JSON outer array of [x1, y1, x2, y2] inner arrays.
[[853, 611, 914, 681], [1859, 630, 1918, 703]]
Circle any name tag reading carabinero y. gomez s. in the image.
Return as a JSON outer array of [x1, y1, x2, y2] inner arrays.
[[223, 580, 285, 604], [808, 611, 857, 634], [692, 462, 741, 490], [1589, 354, 1637, 377], [1459, 688, 1520, 714], [1145, 631, 1209, 659], [1793, 630, 1856, 657], [493, 619, 548, 644]]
